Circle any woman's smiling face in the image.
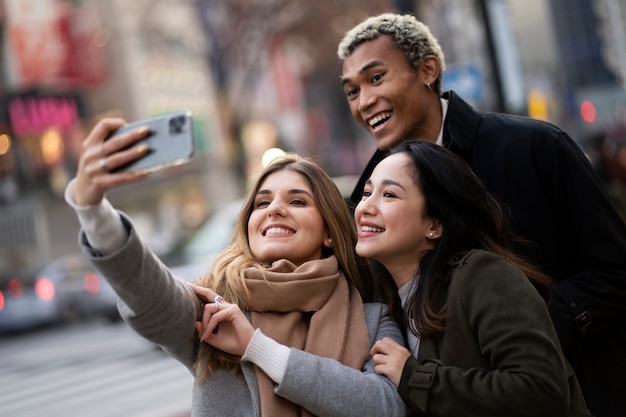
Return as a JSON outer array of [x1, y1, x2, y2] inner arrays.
[[354, 153, 438, 282], [248, 169, 330, 265]]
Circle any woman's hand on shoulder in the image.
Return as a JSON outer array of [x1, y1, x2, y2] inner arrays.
[[188, 283, 255, 356], [73, 118, 151, 206]]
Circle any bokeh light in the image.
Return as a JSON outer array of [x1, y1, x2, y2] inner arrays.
[[0, 134, 12, 155]]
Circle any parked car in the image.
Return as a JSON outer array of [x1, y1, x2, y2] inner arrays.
[[169, 198, 243, 281], [0, 254, 120, 333], [0, 266, 51, 333]]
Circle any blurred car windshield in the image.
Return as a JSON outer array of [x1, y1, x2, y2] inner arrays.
[[181, 199, 243, 265]]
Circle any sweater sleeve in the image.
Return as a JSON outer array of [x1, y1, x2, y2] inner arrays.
[[64, 179, 127, 255], [242, 329, 290, 383]]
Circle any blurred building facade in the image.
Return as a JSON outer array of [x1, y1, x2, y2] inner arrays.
[[509, 0, 626, 142], [2, 0, 622, 274], [0, 0, 239, 273], [551, 0, 625, 137]]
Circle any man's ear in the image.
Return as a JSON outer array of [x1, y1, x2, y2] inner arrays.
[[421, 55, 440, 86]]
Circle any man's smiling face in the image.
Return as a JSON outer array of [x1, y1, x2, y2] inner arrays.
[[341, 35, 434, 150]]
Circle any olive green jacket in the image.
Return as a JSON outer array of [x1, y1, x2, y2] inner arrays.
[[399, 250, 592, 417]]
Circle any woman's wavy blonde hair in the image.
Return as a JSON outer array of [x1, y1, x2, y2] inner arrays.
[[191, 154, 373, 381]]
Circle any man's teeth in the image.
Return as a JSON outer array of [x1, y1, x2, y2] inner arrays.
[[265, 227, 293, 235], [361, 225, 384, 232], [368, 112, 392, 127]]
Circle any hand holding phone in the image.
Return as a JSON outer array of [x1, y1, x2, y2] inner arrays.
[[108, 110, 195, 174]]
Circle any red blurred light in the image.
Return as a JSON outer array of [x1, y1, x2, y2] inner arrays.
[[0, 291, 4, 310], [84, 272, 101, 294], [35, 278, 55, 301], [7, 278, 24, 297], [580, 100, 597, 124]]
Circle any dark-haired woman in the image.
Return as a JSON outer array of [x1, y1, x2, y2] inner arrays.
[[356, 139, 592, 416]]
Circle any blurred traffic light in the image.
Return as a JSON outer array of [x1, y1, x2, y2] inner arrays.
[[527, 90, 548, 121], [580, 100, 597, 124]]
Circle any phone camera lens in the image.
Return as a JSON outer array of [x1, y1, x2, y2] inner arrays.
[[169, 115, 187, 134]]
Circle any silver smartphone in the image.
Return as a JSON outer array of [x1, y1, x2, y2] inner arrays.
[[108, 110, 195, 174]]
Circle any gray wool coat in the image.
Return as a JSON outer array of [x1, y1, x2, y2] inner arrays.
[[79, 213, 407, 417]]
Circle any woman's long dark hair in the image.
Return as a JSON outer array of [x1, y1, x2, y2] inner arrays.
[[378, 140, 552, 338]]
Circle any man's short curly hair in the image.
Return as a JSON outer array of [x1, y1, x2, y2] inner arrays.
[[337, 13, 446, 96]]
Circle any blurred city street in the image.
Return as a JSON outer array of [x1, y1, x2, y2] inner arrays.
[[0, 0, 625, 415], [1, 0, 625, 275], [0, 320, 193, 417]]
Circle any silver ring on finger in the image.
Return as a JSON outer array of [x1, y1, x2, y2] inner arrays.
[[99, 157, 109, 172], [214, 295, 224, 312]]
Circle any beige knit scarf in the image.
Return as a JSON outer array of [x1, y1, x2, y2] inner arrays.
[[240, 256, 369, 417]]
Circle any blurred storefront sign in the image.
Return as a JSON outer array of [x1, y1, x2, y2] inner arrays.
[[0, 91, 84, 199], [4, 0, 105, 90], [7, 94, 80, 137]]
